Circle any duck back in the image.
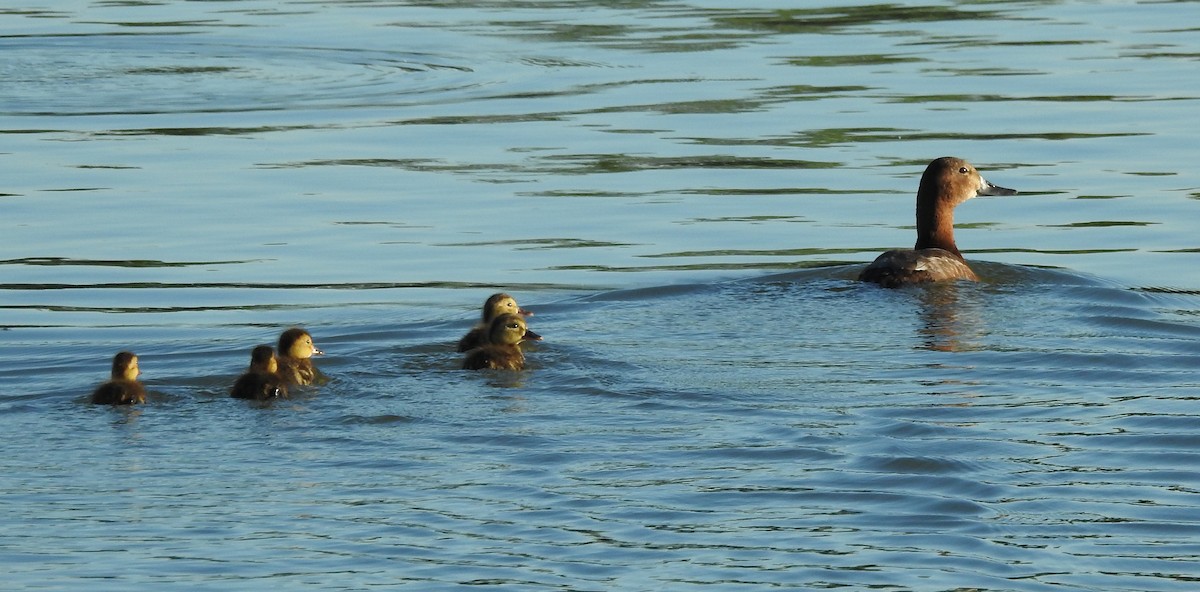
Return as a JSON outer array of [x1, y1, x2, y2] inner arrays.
[[859, 248, 978, 288]]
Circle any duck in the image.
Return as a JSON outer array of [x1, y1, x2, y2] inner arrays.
[[91, 351, 146, 405], [463, 313, 542, 371], [276, 327, 325, 385], [230, 345, 288, 400], [456, 292, 537, 352], [859, 156, 1016, 288]]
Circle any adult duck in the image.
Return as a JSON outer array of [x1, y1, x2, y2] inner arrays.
[[860, 156, 1016, 288]]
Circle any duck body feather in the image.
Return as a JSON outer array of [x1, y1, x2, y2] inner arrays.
[[860, 248, 978, 287]]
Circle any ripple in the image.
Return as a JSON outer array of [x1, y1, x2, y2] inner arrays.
[[0, 36, 481, 116]]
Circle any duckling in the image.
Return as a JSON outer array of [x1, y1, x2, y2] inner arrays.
[[276, 327, 325, 386], [463, 313, 542, 371], [457, 292, 536, 352], [860, 156, 1016, 287], [91, 351, 146, 405], [230, 345, 288, 400]]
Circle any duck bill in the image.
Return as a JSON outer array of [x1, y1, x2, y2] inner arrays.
[[518, 307, 533, 317], [978, 178, 1017, 196], [522, 329, 543, 342], [312, 348, 325, 356]]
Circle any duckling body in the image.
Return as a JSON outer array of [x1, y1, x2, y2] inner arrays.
[[91, 351, 146, 405], [92, 380, 146, 405], [457, 293, 535, 352], [463, 313, 541, 371], [860, 156, 1016, 288], [231, 345, 288, 400], [276, 327, 325, 386]]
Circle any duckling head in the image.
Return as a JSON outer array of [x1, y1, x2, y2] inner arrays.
[[278, 327, 323, 359], [249, 344, 279, 373], [483, 292, 532, 322], [111, 351, 140, 381], [487, 313, 541, 346]]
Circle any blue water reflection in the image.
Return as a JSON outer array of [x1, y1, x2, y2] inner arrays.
[[2, 1, 1200, 590]]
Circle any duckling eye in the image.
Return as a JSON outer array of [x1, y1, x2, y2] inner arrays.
[[506, 322, 520, 329], [958, 166, 969, 174]]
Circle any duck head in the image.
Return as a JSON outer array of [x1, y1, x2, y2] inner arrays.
[[915, 156, 1016, 255]]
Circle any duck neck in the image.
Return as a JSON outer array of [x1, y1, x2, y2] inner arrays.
[[914, 200, 962, 258]]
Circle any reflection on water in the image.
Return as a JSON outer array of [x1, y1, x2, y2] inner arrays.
[[912, 281, 981, 353], [3, 0, 1200, 590]]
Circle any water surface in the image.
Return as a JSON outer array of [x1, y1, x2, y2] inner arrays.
[[2, 1, 1200, 590]]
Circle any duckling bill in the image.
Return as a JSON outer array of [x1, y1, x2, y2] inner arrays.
[[860, 156, 1016, 288], [463, 313, 541, 371]]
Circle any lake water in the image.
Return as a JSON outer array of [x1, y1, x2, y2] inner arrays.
[[3, 1, 1200, 590]]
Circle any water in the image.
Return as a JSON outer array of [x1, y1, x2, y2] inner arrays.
[[3, 1, 1200, 590]]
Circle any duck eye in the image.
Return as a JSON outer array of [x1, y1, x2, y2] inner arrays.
[[958, 166, 969, 174]]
